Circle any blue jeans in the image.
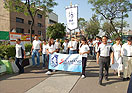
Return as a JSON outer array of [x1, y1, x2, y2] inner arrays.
[[69, 50, 77, 54], [15, 58, 24, 73], [42, 54, 47, 67], [32, 49, 40, 66]]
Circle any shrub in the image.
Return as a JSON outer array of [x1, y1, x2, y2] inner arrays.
[[25, 44, 32, 52]]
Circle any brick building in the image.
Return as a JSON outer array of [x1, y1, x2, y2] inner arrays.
[[0, 0, 58, 40]]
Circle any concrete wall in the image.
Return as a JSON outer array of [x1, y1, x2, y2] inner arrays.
[[0, 0, 10, 31]]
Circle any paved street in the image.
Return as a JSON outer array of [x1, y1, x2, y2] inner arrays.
[[0, 61, 129, 93]]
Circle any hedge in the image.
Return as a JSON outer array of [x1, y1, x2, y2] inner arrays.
[[0, 44, 32, 60]]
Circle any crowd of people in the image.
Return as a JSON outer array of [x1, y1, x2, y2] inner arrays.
[[14, 35, 132, 87]]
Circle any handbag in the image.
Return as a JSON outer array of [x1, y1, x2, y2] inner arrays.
[[21, 58, 30, 67]]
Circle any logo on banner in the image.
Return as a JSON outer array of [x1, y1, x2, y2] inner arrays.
[[50, 55, 58, 67]]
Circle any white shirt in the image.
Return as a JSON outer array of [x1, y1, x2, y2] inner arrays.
[[55, 42, 60, 49], [97, 43, 113, 57], [79, 44, 90, 57], [113, 44, 122, 59], [63, 42, 68, 52], [68, 41, 77, 50], [15, 43, 25, 58], [93, 40, 100, 52], [33, 40, 41, 50], [42, 44, 48, 54], [121, 43, 132, 56], [47, 44, 56, 53]]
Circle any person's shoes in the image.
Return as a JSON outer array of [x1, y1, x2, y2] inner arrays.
[[105, 77, 109, 81], [81, 75, 86, 79], [53, 70, 56, 72], [123, 78, 128, 81], [98, 81, 102, 85], [127, 77, 130, 80], [45, 71, 52, 75]]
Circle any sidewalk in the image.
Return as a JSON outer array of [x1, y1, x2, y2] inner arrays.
[[0, 61, 129, 93]]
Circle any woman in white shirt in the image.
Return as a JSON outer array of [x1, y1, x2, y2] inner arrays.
[[45, 39, 57, 75], [111, 37, 122, 77], [79, 38, 90, 78], [42, 40, 47, 69]]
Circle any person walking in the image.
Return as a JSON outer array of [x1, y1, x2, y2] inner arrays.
[[31, 35, 42, 66], [79, 38, 90, 79], [68, 37, 77, 54], [97, 36, 114, 85], [121, 36, 132, 81], [111, 37, 122, 77], [15, 39, 26, 74], [45, 39, 57, 75], [42, 39, 48, 69]]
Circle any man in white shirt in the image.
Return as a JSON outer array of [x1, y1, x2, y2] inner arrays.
[[97, 36, 114, 85], [31, 35, 42, 66], [68, 37, 77, 54], [62, 39, 69, 54], [121, 36, 132, 81], [15, 39, 26, 74]]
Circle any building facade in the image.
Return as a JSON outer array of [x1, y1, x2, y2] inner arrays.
[[0, 0, 58, 40]]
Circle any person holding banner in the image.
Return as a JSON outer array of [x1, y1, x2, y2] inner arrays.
[[79, 38, 90, 79], [68, 37, 77, 54], [45, 39, 57, 75]]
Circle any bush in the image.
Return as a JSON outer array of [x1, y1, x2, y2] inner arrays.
[[0, 44, 32, 60], [25, 44, 32, 52]]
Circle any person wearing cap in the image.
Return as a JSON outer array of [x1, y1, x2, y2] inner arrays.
[[15, 39, 26, 74], [121, 36, 132, 81], [68, 37, 77, 54], [79, 38, 90, 78], [31, 35, 42, 67], [97, 36, 114, 85]]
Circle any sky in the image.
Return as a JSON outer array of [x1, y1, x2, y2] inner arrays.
[[53, 0, 132, 31]]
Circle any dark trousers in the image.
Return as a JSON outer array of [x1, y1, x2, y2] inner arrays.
[[15, 58, 24, 73], [82, 57, 87, 76], [47, 54, 53, 72], [99, 57, 110, 82], [127, 73, 132, 93]]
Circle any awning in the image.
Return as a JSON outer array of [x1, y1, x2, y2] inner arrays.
[[0, 31, 9, 40]]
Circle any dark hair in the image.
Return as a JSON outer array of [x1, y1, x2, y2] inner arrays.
[[127, 36, 132, 41], [16, 38, 21, 41], [35, 35, 38, 37], [102, 36, 108, 39], [116, 37, 121, 41]]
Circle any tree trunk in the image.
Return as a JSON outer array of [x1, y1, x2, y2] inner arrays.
[[110, 20, 120, 37]]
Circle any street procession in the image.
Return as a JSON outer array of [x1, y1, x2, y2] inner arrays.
[[0, 0, 132, 93]]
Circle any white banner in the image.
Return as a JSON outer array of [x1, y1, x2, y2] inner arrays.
[[66, 6, 78, 30], [49, 53, 82, 72], [10, 33, 21, 40]]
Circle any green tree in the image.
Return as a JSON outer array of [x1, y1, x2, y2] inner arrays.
[[4, 0, 57, 43], [46, 23, 66, 39], [88, 0, 132, 37], [102, 21, 129, 38], [85, 15, 100, 38]]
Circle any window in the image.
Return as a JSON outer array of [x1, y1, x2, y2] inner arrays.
[[37, 14, 42, 18], [16, 17, 24, 23], [38, 31, 41, 35], [49, 19, 57, 24], [16, 28, 24, 33], [28, 20, 32, 25], [38, 23, 42, 27], [28, 30, 34, 34]]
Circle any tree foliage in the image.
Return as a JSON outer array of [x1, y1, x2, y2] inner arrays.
[[46, 23, 66, 39], [88, 0, 132, 37], [85, 15, 100, 38], [4, 0, 57, 42]]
